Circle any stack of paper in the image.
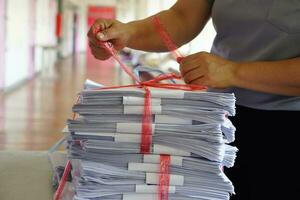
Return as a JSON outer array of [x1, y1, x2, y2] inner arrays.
[[65, 81, 238, 200]]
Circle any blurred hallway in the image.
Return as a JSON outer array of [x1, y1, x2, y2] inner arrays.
[[0, 54, 129, 150]]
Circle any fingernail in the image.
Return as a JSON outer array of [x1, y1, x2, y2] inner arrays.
[[97, 32, 105, 40]]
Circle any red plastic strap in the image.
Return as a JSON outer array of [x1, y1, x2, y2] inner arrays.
[[159, 155, 171, 200], [90, 73, 207, 92], [92, 27, 140, 83], [152, 16, 183, 63], [54, 160, 72, 200], [140, 87, 152, 153], [102, 42, 140, 83]]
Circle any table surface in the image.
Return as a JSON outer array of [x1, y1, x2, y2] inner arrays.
[[0, 151, 54, 200]]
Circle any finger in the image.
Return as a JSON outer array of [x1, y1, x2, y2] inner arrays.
[[89, 41, 105, 51], [91, 19, 114, 34], [87, 19, 114, 43], [91, 44, 111, 57], [180, 59, 203, 77], [88, 28, 102, 46], [91, 48, 112, 60], [96, 26, 120, 42], [180, 52, 210, 74], [183, 68, 206, 84], [87, 22, 101, 40], [89, 42, 112, 59], [180, 53, 203, 66], [190, 77, 206, 86], [92, 19, 119, 42]]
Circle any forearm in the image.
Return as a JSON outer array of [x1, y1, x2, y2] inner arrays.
[[233, 57, 300, 96], [126, 10, 186, 52], [126, 0, 212, 52]]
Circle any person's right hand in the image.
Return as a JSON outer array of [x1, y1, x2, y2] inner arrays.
[[87, 19, 133, 60]]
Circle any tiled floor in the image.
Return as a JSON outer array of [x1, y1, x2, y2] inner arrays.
[[0, 53, 132, 150]]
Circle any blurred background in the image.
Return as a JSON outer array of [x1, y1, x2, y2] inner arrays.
[[0, 0, 216, 151]]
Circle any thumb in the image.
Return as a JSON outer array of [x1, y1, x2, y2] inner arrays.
[[96, 27, 119, 42]]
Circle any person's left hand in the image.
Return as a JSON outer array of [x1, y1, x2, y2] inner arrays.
[[180, 52, 237, 89]]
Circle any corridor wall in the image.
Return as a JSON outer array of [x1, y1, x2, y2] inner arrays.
[[5, 0, 32, 89], [0, 0, 5, 90], [1, 0, 57, 91]]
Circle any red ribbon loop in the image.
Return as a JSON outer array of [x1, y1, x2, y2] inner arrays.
[[142, 73, 181, 84]]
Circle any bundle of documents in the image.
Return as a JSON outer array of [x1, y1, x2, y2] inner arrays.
[[64, 81, 238, 200]]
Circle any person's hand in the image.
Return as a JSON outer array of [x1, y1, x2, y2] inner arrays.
[[180, 52, 237, 89], [87, 19, 133, 60]]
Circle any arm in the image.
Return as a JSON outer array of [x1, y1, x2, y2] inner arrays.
[[126, 0, 212, 51], [233, 57, 300, 96], [88, 0, 212, 59], [180, 52, 300, 96]]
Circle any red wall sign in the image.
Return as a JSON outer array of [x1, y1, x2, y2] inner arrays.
[[87, 6, 116, 27]]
